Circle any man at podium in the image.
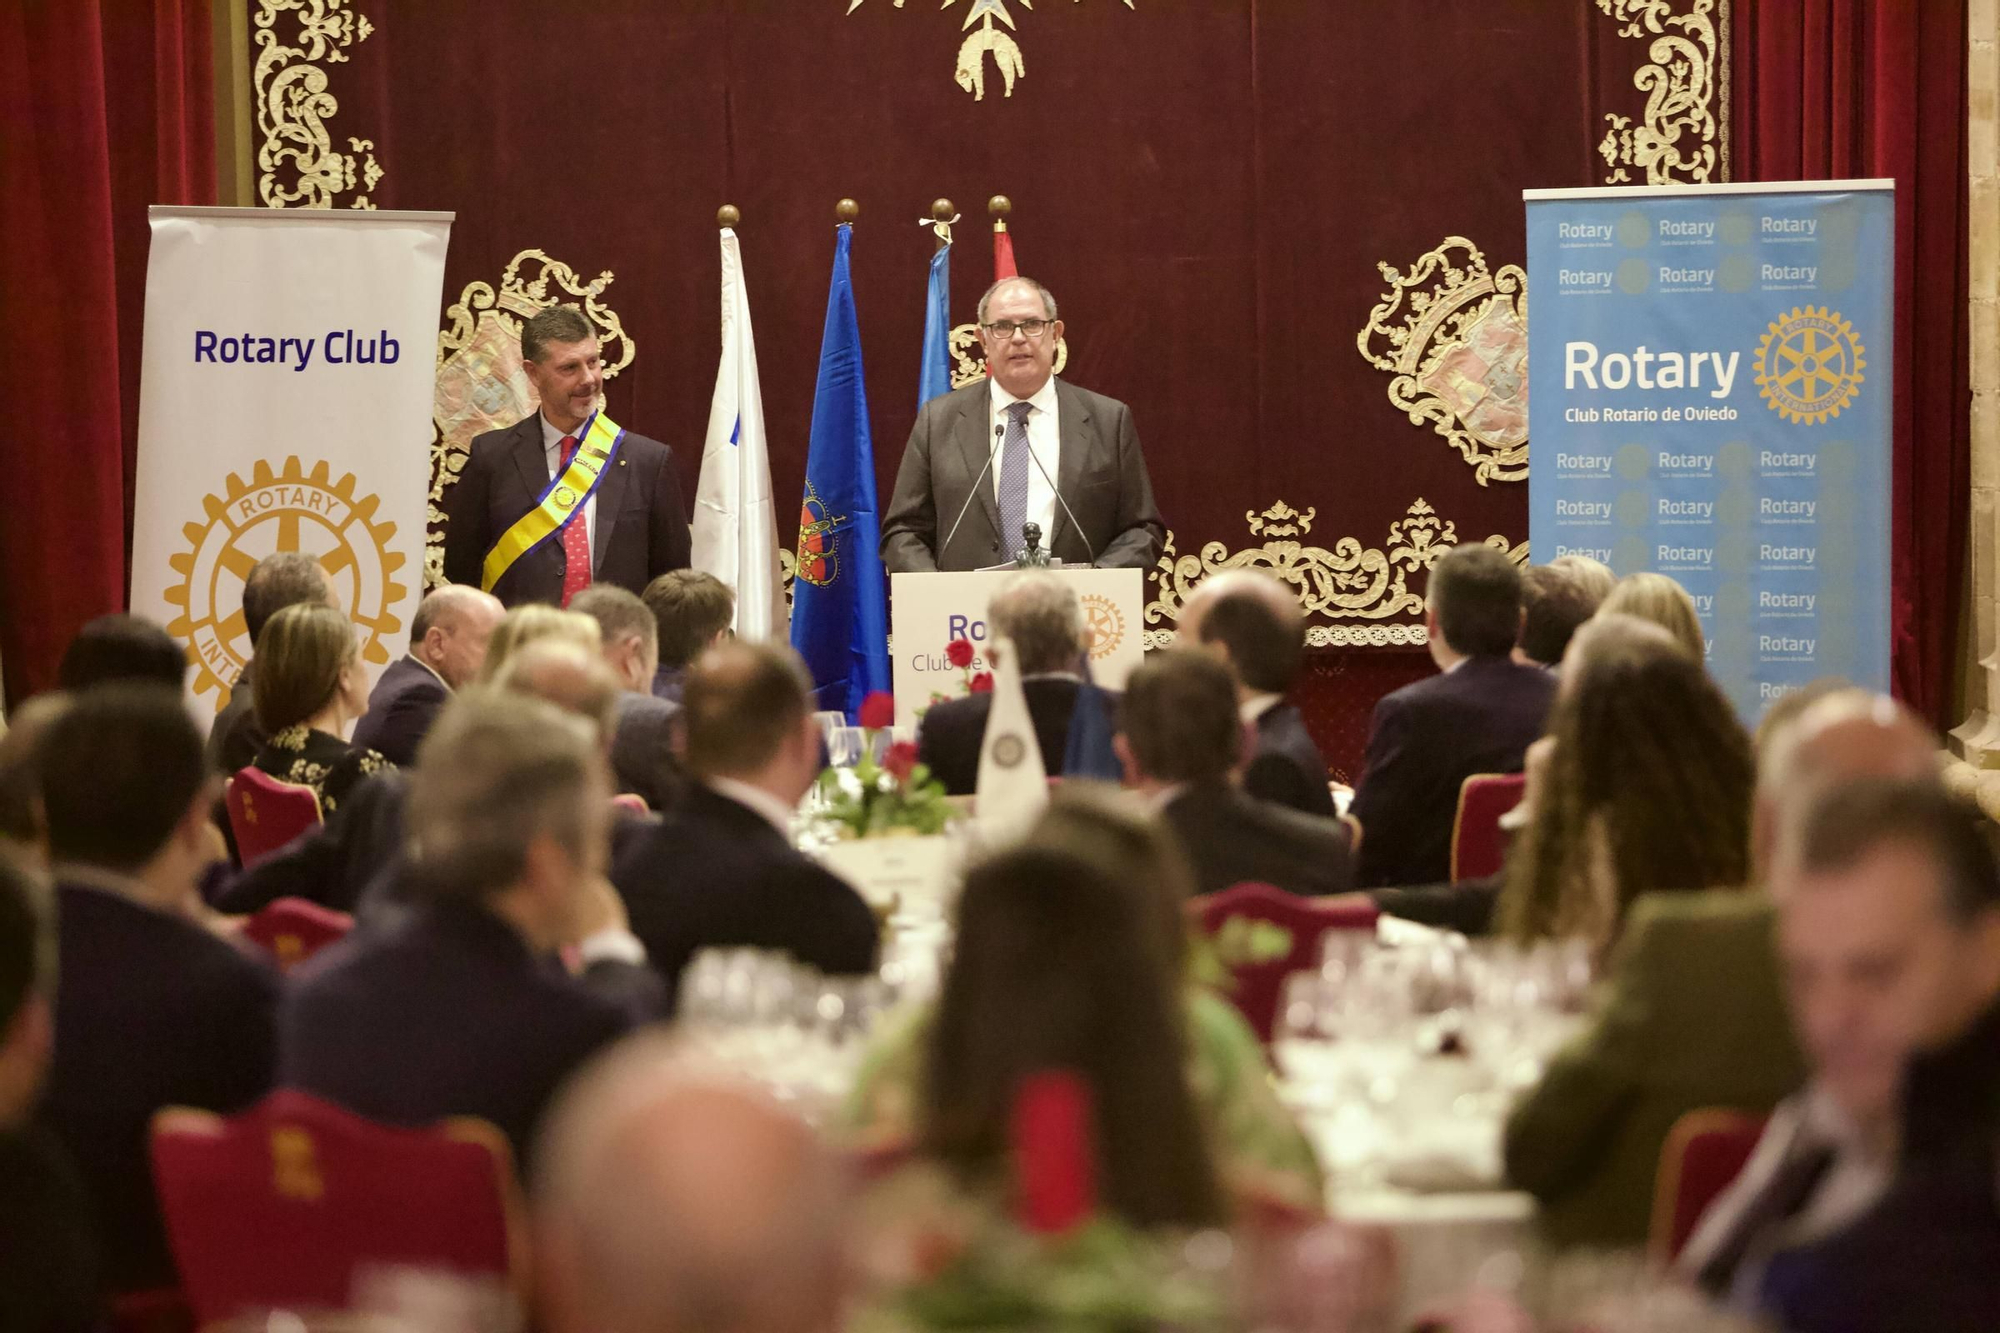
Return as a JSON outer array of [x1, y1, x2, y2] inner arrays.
[[881, 277, 1165, 573]]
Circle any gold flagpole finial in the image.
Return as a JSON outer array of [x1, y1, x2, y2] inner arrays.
[[836, 199, 860, 224], [988, 194, 1011, 232], [717, 205, 741, 229]]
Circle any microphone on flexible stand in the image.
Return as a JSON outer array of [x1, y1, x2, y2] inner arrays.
[[941, 421, 1008, 562]]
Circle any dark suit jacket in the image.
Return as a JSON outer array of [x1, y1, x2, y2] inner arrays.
[[351, 655, 449, 767], [880, 378, 1164, 572], [441, 413, 691, 606], [279, 898, 655, 1167], [1244, 701, 1336, 819], [40, 881, 280, 1290], [0, 1128, 99, 1329], [611, 784, 880, 1006], [1162, 780, 1354, 899], [917, 677, 1085, 796], [1348, 655, 1557, 888], [611, 691, 684, 813]]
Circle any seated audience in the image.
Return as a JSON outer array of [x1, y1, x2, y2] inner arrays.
[[209, 552, 334, 774], [1549, 552, 1616, 605], [1349, 543, 1557, 887], [280, 692, 660, 1167], [535, 1036, 848, 1333], [571, 586, 684, 812], [642, 569, 735, 704], [1116, 648, 1352, 898], [1600, 570, 1706, 662], [351, 585, 503, 766], [36, 686, 278, 1290], [1500, 687, 1938, 1251], [0, 851, 99, 1330], [917, 571, 1093, 795], [476, 604, 601, 684], [248, 602, 391, 814], [612, 641, 878, 1002], [0, 696, 70, 865], [1182, 570, 1336, 818], [844, 787, 1325, 1214], [55, 614, 185, 692], [1513, 564, 1601, 670]]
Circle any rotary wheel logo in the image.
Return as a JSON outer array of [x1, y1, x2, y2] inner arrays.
[[1080, 593, 1125, 660], [991, 733, 1027, 769], [164, 457, 410, 713], [1754, 305, 1865, 425]]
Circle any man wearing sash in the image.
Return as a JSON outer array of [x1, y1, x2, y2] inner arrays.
[[444, 305, 691, 607]]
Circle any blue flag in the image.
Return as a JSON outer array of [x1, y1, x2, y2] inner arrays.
[[790, 223, 891, 720], [918, 239, 952, 407]]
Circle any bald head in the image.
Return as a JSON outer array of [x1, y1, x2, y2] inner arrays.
[[491, 639, 622, 752], [536, 1036, 846, 1333], [1755, 690, 1942, 874], [412, 585, 506, 689], [1182, 570, 1304, 698]]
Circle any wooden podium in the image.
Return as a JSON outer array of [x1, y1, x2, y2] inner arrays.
[[889, 568, 1145, 731]]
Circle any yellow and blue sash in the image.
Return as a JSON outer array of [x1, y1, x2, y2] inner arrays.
[[481, 411, 625, 593]]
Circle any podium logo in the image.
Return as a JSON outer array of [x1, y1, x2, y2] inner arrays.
[[1754, 305, 1865, 425], [1079, 593, 1125, 660], [164, 457, 408, 714]]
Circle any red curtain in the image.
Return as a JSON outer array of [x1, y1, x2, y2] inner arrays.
[[1733, 0, 1972, 726], [0, 0, 214, 706]]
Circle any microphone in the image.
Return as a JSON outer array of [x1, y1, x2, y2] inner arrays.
[[941, 422, 1007, 560], [1023, 432, 1098, 567]]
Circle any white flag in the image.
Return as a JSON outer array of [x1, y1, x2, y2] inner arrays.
[[692, 228, 782, 638], [974, 635, 1049, 839]]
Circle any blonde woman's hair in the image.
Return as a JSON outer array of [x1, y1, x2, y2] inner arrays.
[[477, 605, 602, 684], [1549, 553, 1616, 605], [252, 602, 358, 733], [1599, 572, 1705, 662]]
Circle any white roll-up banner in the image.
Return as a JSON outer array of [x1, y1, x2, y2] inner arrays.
[[131, 206, 452, 727]]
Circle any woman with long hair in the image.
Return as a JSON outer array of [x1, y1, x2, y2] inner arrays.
[[1598, 571, 1706, 663], [249, 602, 391, 814]]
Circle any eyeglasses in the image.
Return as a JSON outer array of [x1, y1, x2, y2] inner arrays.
[[981, 318, 1052, 340]]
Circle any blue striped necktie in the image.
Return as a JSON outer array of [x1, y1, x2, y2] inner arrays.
[[996, 400, 1033, 553]]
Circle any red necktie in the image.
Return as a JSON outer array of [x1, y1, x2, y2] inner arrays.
[[557, 434, 592, 606]]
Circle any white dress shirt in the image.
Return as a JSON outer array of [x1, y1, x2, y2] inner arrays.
[[1239, 691, 1282, 724], [541, 410, 600, 571], [988, 375, 1061, 551], [706, 776, 798, 837]]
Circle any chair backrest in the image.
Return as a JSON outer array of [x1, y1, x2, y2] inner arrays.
[[240, 898, 354, 972], [610, 792, 650, 816], [1650, 1106, 1769, 1263], [1188, 883, 1379, 1042], [225, 768, 324, 869], [1450, 772, 1526, 882], [151, 1090, 525, 1324]]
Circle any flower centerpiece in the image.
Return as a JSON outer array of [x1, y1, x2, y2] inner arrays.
[[925, 636, 993, 712], [815, 691, 954, 840]]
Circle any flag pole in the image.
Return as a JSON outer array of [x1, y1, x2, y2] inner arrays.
[[718, 203, 740, 229], [837, 198, 860, 225], [930, 198, 955, 250], [989, 193, 1010, 235]]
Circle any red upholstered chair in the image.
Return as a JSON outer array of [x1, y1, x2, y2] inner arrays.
[[240, 898, 354, 972], [1189, 884, 1380, 1042], [225, 768, 323, 869], [1449, 772, 1526, 882], [151, 1090, 526, 1325], [1649, 1107, 1769, 1263]]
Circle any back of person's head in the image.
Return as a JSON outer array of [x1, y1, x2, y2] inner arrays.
[[57, 615, 186, 692], [1752, 678, 1855, 768], [1789, 778, 2000, 924], [1191, 576, 1303, 695], [1426, 544, 1523, 659], [926, 843, 1223, 1230], [491, 640, 623, 752], [570, 587, 659, 682], [535, 1035, 846, 1333], [251, 602, 358, 733], [1598, 572, 1705, 662], [0, 696, 72, 855], [241, 552, 332, 649], [1548, 553, 1616, 605], [407, 691, 605, 904], [1754, 689, 1939, 876], [1117, 649, 1243, 786], [35, 685, 208, 873], [1027, 785, 1199, 980], [1499, 613, 1753, 945], [1516, 566, 1599, 667], [986, 572, 1084, 677], [682, 641, 813, 781], [478, 605, 602, 684], [0, 850, 53, 1127], [642, 571, 736, 671]]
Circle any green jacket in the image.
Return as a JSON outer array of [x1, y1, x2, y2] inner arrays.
[[1503, 890, 1807, 1249]]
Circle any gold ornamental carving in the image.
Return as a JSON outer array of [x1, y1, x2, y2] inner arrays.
[[428, 251, 637, 586], [1142, 499, 1528, 649], [1358, 238, 1529, 486], [253, 0, 383, 209], [1596, 0, 1729, 185], [847, 0, 1136, 102]]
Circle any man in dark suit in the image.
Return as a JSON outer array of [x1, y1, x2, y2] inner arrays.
[[281, 694, 662, 1169], [352, 585, 504, 766], [207, 551, 333, 775], [1181, 569, 1336, 818], [641, 569, 734, 704], [34, 686, 279, 1290], [916, 571, 1093, 795], [881, 278, 1164, 572], [443, 304, 692, 608], [570, 586, 684, 813], [1349, 544, 1556, 888], [1117, 648, 1352, 898], [613, 641, 878, 1006]]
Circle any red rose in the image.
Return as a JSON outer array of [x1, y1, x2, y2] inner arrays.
[[883, 741, 919, 782], [858, 691, 896, 730], [969, 672, 994, 694], [945, 637, 975, 668]]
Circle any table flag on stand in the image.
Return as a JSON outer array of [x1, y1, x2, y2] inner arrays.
[[975, 634, 1048, 836]]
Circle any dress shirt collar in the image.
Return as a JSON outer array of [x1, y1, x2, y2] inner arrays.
[[540, 408, 593, 456], [1023, 670, 1083, 684], [705, 777, 797, 836], [989, 373, 1059, 418], [407, 653, 450, 692], [1239, 691, 1283, 723]]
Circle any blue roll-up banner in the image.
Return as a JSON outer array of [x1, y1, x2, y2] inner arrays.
[[1524, 180, 1894, 722]]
